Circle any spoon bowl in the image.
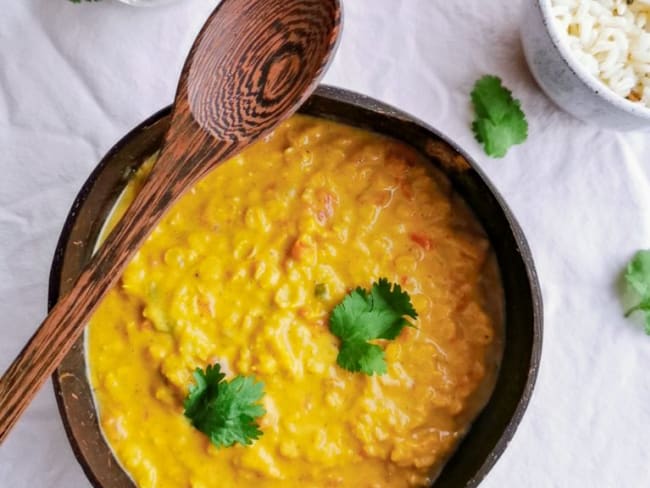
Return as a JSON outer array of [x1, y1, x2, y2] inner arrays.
[[183, 0, 341, 141], [0, 0, 341, 444]]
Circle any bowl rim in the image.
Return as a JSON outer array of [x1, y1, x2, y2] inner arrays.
[[536, 0, 650, 119], [49, 85, 543, 488]]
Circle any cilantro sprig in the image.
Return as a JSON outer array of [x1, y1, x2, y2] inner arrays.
[[471, 75, 528, 158], [183, 364, 266, 448], [329, 278, 417, 375], [624, 250, 650, 334]]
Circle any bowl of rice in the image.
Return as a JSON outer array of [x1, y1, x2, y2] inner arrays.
[[522, 0, 650, 131]]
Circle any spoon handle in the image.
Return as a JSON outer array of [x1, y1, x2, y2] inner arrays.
[[0, 135, 225, 444]]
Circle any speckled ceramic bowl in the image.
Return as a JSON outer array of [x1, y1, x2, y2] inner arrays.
[[522, 0, 650, 131]]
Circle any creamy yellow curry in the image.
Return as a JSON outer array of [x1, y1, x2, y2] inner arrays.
[[87, 115, 503, 488]]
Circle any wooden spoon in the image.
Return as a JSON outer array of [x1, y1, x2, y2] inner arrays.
[[0, 0, 341, 444]]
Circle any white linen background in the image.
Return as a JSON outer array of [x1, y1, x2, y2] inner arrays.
[[1, 0, 649, 486]]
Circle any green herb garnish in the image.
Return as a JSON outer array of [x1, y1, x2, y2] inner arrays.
[[624, 250, 650, 334], [471, 75, 528, 158], [314, 283, 328, 298], [329, 278, 417, 375], [183, 364, 266, 448]]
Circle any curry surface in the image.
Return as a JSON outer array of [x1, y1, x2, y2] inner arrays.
[[87, 115, 503, 488]]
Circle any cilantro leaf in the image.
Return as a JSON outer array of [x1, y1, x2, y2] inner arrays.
[[329, 278, 417, 375], [183, 363, 225, 419], [338, 341, 387, 375], [183, 363, 266, 448], [623, 250, 650, 336], [625, 250, 650, 298], [471, 75, 528, 158]]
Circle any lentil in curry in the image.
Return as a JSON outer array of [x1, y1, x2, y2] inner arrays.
[[87, 115, 503, 488]]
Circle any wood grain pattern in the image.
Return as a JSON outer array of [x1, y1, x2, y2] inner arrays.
[[0, 0, 341, 444]]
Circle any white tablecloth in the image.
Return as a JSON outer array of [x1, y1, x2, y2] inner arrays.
[[2, 1, 649, 486]]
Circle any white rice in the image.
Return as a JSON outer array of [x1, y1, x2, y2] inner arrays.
[[550, 0, 650, 107]]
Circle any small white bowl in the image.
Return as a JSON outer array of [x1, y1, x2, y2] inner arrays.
[[522, 0, 650, 131]]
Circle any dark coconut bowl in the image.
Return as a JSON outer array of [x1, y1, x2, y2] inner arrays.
[[49, 85, 543, 488]]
